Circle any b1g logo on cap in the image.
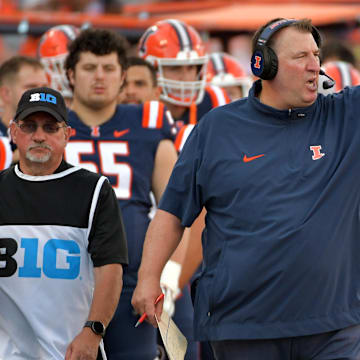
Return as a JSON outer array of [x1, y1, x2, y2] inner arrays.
[[29, 92, 57, 104]]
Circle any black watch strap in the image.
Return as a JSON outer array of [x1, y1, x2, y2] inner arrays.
[[84, 320, 106, 337]]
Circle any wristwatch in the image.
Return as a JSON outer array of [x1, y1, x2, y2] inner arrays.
[[84, 321, 106, 337]]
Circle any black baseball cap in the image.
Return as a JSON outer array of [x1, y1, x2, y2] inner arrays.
[[14, 87, 68, 124]]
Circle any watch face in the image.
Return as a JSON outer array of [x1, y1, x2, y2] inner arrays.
[[93, 321, 105, 334]]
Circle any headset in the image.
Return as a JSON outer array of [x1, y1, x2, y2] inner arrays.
[[251, 19, 322, 80], [319, 69, 335, 90]]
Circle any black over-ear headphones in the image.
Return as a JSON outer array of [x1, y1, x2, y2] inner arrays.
[[251, 19, 322, 80]]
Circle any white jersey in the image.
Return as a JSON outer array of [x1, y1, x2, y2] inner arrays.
[[0, 162, 127, 359]]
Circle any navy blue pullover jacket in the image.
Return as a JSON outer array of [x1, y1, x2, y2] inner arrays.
[[159, 80, 360, 341]]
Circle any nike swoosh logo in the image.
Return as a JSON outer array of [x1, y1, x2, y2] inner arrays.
[[243, 154, 265, 162], [113, 128, 130, 138]]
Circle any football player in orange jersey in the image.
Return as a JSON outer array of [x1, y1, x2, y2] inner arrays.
[[37, 25, 80, 107], [120, 56, 161, 105], [119, 53, 202, 360], [138, 19, 230, 130], [64, 27, 179, 360], [206, 52, 253, 101], [138, 19, 229, 360], [0, 55, 48, 164]]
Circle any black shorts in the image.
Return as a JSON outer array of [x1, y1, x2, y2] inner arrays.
[[210, 324, 360, 360]]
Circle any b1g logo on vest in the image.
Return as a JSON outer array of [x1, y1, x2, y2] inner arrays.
[[0, 237, 80, 279], [29, 92, 57, 104]]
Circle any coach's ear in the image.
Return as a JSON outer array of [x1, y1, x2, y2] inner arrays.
[[10, 121, 18, 145], [63, 125, 72, 144]]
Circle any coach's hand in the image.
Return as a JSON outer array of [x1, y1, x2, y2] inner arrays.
[[65, 328, 101, 360], [132, 275, 163, 328]]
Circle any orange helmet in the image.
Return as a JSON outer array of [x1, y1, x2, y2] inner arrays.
[[138, 19, 208, 106], [37, 25, 80, 98], [318, 61, 360, 95], [206, 52, 252, 98]]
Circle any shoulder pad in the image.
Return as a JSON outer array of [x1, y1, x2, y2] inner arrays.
[[0, 136, 12, 170], [174, 124, 195, 152], [206, 85, 230, 107], [142, 101, 165, 129]]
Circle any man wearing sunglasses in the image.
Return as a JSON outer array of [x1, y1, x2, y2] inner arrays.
[[11, 90, 70, 173], [0, 87, 128, 360]]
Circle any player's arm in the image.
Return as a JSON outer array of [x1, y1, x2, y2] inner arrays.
[[151, 138, 178, 202], [152, 139, 191, 314], [151, 140, 181, 259], [132, 209, 185, 327]]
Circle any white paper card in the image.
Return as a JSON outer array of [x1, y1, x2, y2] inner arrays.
[[155, 311, 188, 360]]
